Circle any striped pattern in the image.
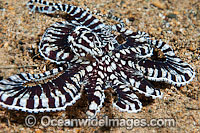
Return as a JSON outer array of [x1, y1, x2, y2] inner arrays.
[[0, 66, 85, 113], [0, 0, 195, 119], [27, 0, 106, 32], [113, 83, 142, 113], [27, 0, 125, 30], [68, 26, 104, 57], [83, 62, 106, 119], [146, 39, 195, 86], [27, 0, 120, 51], [39, 21, 78, 64], [110, 64, 163, 100], [86, 83, 105, 119], [111, 24, 195, 86], [111, 75, 162, 113]]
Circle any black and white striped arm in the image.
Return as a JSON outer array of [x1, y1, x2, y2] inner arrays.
[[39, 21, 79, 64], [0, 67, 85, 113]]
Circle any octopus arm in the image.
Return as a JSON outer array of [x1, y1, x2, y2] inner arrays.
[[84, 70, 105, 119], [138, 58, 195, 86], [127, 75, 163, 99], [27, 0, 105, 32], [112, 79, 142, 113], [113, 27, 154, 58], [0, 66, 85, 113], [114, 27, 195, 86], [39, 21, 80, 64], [138, 38, 195, 86]]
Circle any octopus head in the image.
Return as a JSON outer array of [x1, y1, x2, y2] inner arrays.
[[68, 26, 104, 58]]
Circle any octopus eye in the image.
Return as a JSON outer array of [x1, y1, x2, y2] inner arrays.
[[116, 34, 126, 44]]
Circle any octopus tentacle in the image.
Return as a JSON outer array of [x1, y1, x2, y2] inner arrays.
[[127, 76, 163, 99], [84, 64, 106, 118], [112, 24, 150, 41], [112, 25, 153, 58], [86, 84, 105, 119], [138, 58, 195, 86], [27, 0, 125, 31], [0, 66, 85, 113], [39, 21, 80, 64], [112, 64, 163, 99], [112, 80, 142, 113], [112, 24, 195, 86], [138, 39, 195, 86], [27, 0, 106, 32]]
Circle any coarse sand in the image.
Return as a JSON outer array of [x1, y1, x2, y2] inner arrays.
[[0, 0, 199, 132]]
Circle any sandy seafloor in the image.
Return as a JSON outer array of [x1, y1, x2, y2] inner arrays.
[[0, 0, 199, 132]]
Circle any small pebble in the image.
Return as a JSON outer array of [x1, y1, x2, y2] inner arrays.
[[35, 129, 43, 133], [188, 46, 195, 51], [179, 86, 187, 93], [167, 91, 172, 95], [18, 40, 24, 45], [62, 113, 66, 117], [185, 53, 190, 56], [3, 41, 9, 48], [128, 17, 135, 22], [187, 85, 193, 91], [166, 13, 177, 19], [148, 109, 152, 113], [151, 0, 166, 9]]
